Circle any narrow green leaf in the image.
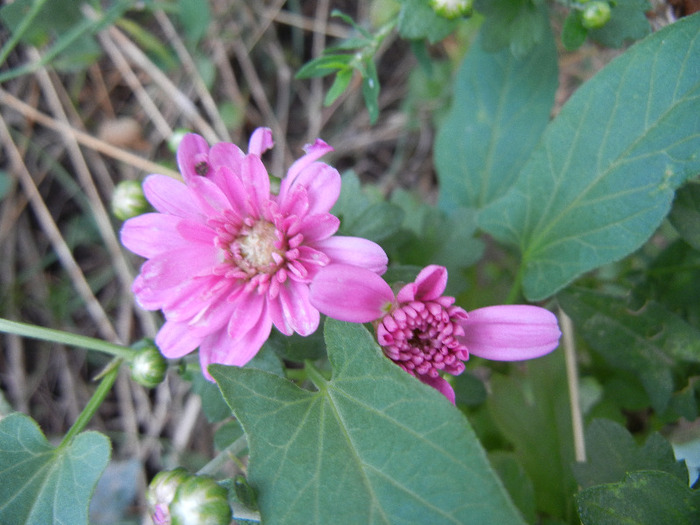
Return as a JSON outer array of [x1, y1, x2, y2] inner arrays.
[[0, 413, 111, 524], [324, 68, 354, 106], [211, 320, 526, 525], [573, 419, 689, 489], [435, 26, 558, 211], [296, 54, 353, 79], [487, 350, 577, 519], [479, 14, 700, 301], [577, 470, 700, 525]]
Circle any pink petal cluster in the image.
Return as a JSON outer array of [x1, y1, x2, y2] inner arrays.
[[310, 264, 561, 403], [121, 129, 387, 378]]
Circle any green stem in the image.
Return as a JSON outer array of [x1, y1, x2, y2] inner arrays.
[[305, 361, 330, 390], [197, 434, 249, 476], [0, 317, 136, 360], [59, 359, 121, 448], [505, 264, 524, 305]]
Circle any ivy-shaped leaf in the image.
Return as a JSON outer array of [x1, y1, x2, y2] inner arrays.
[[211, 320, 525, 525], [0, 412, 111, 524], [435, 25, 558, 211], [478, 13, 700, 301]]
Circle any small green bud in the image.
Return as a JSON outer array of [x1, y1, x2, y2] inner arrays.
[[430, 0, 474, 19], [111, 180, 149, 220], [168, 129, 190, 153], [146, 467, 192, 525], [581, 1, 611, 30], [130, 339, 167, 388], [170, 475, 232, 525]]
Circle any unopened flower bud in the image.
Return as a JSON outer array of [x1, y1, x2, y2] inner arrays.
[[130, 339, 167, 388], [146, 467, 192, 525], [168, 129, 190, 153], [170, 475, 232, 525], [430, 0, 474, 19], [581, 1, 611, 29], [112, 180, 149, 220]]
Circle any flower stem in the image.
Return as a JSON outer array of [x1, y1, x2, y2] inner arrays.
[[0, 317, 136, 360], [559, 308, 586, 462], [197, 434, 249, 476], [59, 359, 121, 449], [505, 265, 524, 305], [305, 361, 330, 390]]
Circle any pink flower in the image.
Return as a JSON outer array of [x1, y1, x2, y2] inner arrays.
[[121, 129, 388, 378], [310, 264, 561, 403]]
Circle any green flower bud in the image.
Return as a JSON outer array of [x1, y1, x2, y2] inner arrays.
[[430, 0, 474, 19], [170, 475, 232, 525], [130, 339, 167, 388], [111, 180, 149, 221], [581, 1, 611, 30], [146, 467, 192, 525], [168, 129, 190, 153]]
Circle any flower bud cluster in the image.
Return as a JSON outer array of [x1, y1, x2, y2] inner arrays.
[[147, 468, 232, 525]]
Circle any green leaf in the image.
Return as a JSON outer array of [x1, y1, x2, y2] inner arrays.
[[558, 288, 700, 413], [296, 54, 354, 79], [588, 0, 651, 48], [397, 0, 458, 44], [487, 350, 577, 519], [211, 320, 526, 524], [577, 470, 700, 525], [333, 172, 405, 242], [362, 61, 381, 124], [0, 412, 111, 524], [478, 14, 700, 301], [435, 25, 558, 211], [324, 68, 354, 106], [573, 419, 688, 489], [669, 181, 700, 250], [489, 452, 537, 524], [177, 0, 211, 45]]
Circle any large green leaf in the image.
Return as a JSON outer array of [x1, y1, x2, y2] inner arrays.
[[558, 287, 700, 413], [0, 412, 111, 524], [479, 14, 700, 301], [577, 470, 700, 525], [435, 26, 558, 211], [211, 320, 525, 525]]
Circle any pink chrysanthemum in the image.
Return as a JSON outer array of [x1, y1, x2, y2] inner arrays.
[[121, 129, 388, 378], [310, 264, 561, 403]]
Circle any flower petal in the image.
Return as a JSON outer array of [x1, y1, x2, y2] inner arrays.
[[459, 305, 562, 361], [413, 265, 448, 301], [199, 307, 273, 380], [285, 138, 333, 185], [298, 213, 340, 242], [277, 280, 320, 336], [311, 236, 388, 274], [280, 163, 341, 216], [248, 127, 274, 156], [139, 245, 216, 290], [177, 133, 210, 183], [155, 319, 204, 358], [417, 374, 456, 404], [310, 264, 394, 323], [120, 213, 186, 258], [142, 174, 201, 221]]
